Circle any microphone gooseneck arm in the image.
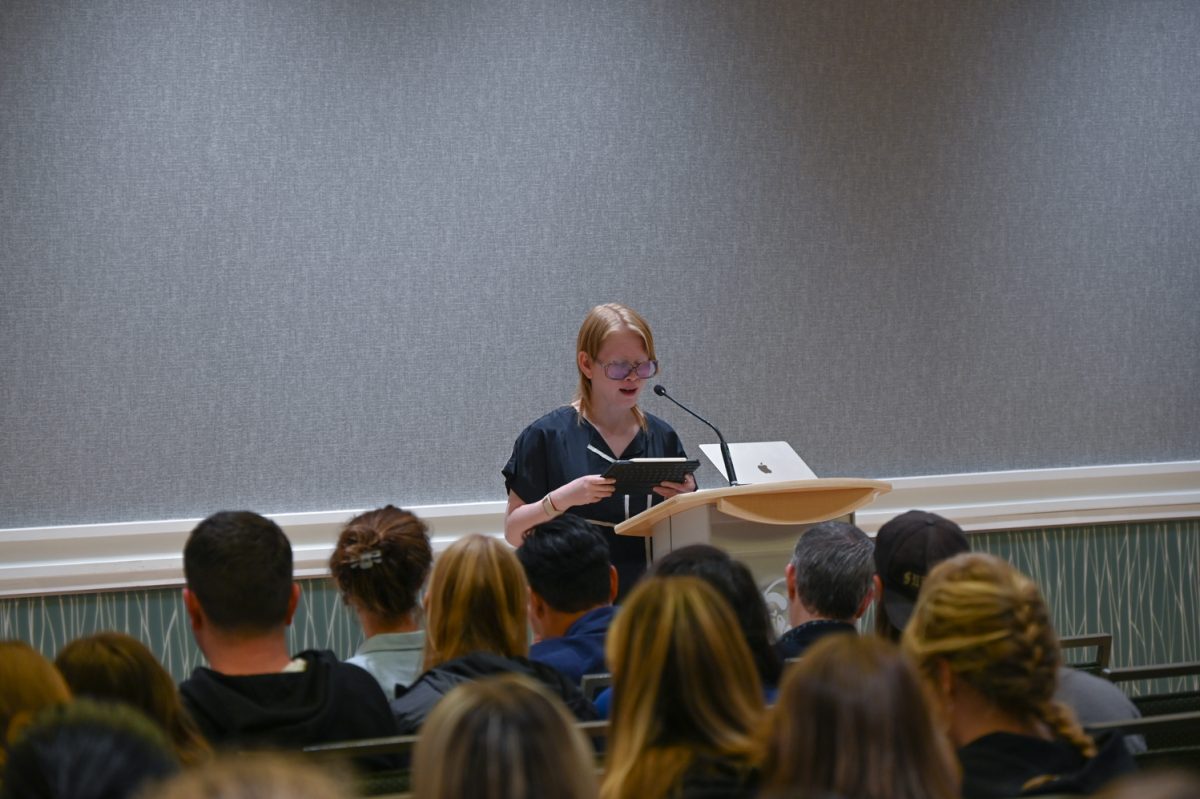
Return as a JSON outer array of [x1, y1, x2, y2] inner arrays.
[[653, 384, 739, 486]]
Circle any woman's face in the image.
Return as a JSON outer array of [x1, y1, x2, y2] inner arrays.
[[579, 328, 651, 412]]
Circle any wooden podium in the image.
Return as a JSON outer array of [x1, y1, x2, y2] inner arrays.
[[615, 479, 892, 618]]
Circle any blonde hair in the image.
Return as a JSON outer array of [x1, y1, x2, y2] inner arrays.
[[902, 552, 1096, 758], [141, 753, 351, 799], [422, 534, 528, 671], [760, 635, 958, 799], [412, 674, 598, 799], [574, 303, 657, 430], [601, 576, 763, 799], [0, 641, 71, 770]]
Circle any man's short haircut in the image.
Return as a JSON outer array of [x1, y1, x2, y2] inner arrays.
[[790, 521, 875, 622], [184, 511, 293, 633], [516, 516, 612, 614]]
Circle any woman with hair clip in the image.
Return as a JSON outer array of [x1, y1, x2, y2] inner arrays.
[[902, 552, 1135, 798], [389, 534, 595, 734], [412, 674, 598, 799], [759, 635, 958, 799], [503, 303, 696, 593], [602, 576, 762, 799], [328, 505, 433, 696]]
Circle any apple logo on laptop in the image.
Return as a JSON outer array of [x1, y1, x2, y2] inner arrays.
[[757, 462, 772, 474]]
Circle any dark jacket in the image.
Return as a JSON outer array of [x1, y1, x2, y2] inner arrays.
[[958, 729, 1136, 798], [390, 650, 597, 734], [773, 619, 856, 661], [180, 649, 399, 770], [529, 605, 617, 684]]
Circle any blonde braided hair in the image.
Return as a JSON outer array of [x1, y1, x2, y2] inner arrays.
[[901, 553, 1096, 758]]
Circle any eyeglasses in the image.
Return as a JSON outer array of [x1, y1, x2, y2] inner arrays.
[[601, 360, 658, 380]]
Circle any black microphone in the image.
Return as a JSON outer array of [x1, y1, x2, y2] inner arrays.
[[653, 384, 740, 486]]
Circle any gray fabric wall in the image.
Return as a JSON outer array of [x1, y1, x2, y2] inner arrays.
[[2, 1, 1198, 528]]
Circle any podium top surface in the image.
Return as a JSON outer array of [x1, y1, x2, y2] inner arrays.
[[614, 478, 892, 538]]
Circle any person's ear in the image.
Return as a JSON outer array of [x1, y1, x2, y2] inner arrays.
[[852, 580, 875, 621], [872, 574, 884, 606], [608, 565, 619, 604], [183, 588, 205, 631], [284, 583, 301, 626], [785, 562, 797, 602], [529, 589, 547, 620], [577, 350, 594, 380]]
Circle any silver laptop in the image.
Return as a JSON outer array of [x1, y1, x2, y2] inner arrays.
[[698, 441, 817, 484]]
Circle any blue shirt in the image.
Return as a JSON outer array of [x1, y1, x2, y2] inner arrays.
[[529, 605, 617, 684], [503, 405, 688, 583]]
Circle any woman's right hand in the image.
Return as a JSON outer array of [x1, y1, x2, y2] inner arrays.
[[554, 474, 616, 510]]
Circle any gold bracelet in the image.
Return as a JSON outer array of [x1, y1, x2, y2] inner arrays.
[[542, 493, 563, 518]]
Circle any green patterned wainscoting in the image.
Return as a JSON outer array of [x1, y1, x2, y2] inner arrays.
[[2, 518, 1198, 689], [0, 577, 357, 683]]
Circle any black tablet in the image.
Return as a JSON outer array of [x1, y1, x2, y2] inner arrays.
[[601, 458, 701, 495]]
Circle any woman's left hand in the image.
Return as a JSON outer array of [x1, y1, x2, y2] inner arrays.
[[653, 473, 697, 498]]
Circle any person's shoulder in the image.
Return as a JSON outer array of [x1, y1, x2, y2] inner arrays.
[[524, 405, 580, 433], [642, 410, 677, 434]]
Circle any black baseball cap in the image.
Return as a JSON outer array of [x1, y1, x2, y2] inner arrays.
[[874, 510, 969, 632]]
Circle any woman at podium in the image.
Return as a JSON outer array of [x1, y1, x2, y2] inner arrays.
[[503, 303, 696, 593]]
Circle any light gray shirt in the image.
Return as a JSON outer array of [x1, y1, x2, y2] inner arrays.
[[1055, 666, 1146, 754], [346, 631, 426, 699]]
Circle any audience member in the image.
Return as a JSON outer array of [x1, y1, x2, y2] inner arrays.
[[516, 516, 618, 684], [329, 505, 433, 696], [1096, 771, 1200, 799], [177, 511, 398, 767], [775, 521, 874, 660], [875, 509, 1144, 747], [601, 576, 762, 799], [903, 553, 1135, 798], [760, 635, 958, 799], [412, 674, 598, 799], [1, 699, 178, 799], [653, 544, 783, 694], [55, 632, 210, 766], [391, 534, 595, 733], [0, 640, 71, 775], [141, 752, 352, 799], [873, 509, 969, 642]]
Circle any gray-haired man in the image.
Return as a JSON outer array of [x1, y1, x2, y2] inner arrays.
[[774, 520, 875, 660]]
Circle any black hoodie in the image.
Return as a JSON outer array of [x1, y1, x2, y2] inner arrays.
[[180, 649, 399, 770], [958, 729, 1136, 798], [390, 650, 597, 734]]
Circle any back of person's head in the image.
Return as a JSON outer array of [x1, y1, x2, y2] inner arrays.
[[517, 516, 613, 613], [423, 534, 528, 670], [54, 632, 210, 766], [183, 511, 293, 633], [1095, 771, 1200, 799], [329, 505, 432, 622], [139, 753, 351, 799], [602, 576, 762, 799], [788, 521, 875, 621], [412, 674, 598, 799], [760, 635, 958, 799], [873, 510, 968, 641], [0, 641, 71, 770], [652, 544, 782, 689], [1, 700, 178, 799], [902, 552, 1096, 757]]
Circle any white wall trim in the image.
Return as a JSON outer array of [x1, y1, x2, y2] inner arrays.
[[1, 461, 1197, 598]]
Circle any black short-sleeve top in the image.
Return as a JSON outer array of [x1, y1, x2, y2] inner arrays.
[[503, 405, 687, 568]]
